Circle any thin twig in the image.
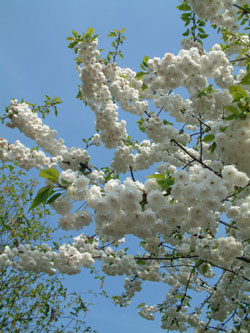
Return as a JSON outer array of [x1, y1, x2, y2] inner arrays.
[[199, 115, 203, 162], [129, 165, 136, 182], [156, 106, 164, 117], [171, 138, 222, 177], [133, 255, 198, 261], [233, 4, 250, 14], [219, 220, 238, 230]]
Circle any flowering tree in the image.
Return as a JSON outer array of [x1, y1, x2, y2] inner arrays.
[[0, 163, 95, 332], [1, 0, 250, 331]]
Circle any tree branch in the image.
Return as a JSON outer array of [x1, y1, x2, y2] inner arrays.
[[171, 138, 222, 177]]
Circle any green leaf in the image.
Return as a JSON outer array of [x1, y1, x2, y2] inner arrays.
[[198, 20, 206, 26], [108, 32, 116, 37], [135, 72, 146, 80], [61, 179, 72, 185], [240, 71, 250, 85], [54, 106, 58, 116], [203, 134, 215, 143], [225, 114, 239, 120], [137, 302, 146, 309], [119, 74, 127, 79], [196, 259, 204, 266], [181, 12, 191, 21], [46, 193, 62, 204], [210, 141, 217, 153], [177, 3, 191, 11], [146, 173, 165, 180], [224, 105, 239, 114], [136, 259, 147, 266], [202, 264, 209, 274], [28, 185, 53, 211], [68, 41, 77, 49], [198, 27, 205, 33], [182, 29, 190, 36], [163, 119, 173, 126], [142, 56, 150, 67], [87, 27, 94, 36], [198, 33, 209, 39], [40, 168, 59, 182], [228, 85, 248, 101]]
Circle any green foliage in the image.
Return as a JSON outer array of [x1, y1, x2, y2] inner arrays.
[[122, 136, 139, 149], [104, 28, 126, 63], [0, 162, 95, 332], [224, 85, 250, 120], [67, 28, 98, 56], [40, 167, 59, 182], [137, 117, 146, 133], [29, 167, 66, 211], [147, 170, 175, 193], [135, 71, 147, 80], [240, 71, 250, 85], [100, 166, 119, 182], [177, 0, 207, 45], [28, 184, 54, 211], [209, 141, 217, 154], [202, 134, 215, 143], [0, 96, 62, 124], [135, 56, 150, 80], [234, 3, 250, 32], [197, 84, 215, 98], [28, 95, 62, 118]]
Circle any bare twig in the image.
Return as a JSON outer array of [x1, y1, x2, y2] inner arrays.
[[233, 4, 250, 14], [129, 165, 136, 182], [170, 138, 222, 177]]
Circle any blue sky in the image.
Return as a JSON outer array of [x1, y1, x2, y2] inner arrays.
[[0, 1, 220, 332]]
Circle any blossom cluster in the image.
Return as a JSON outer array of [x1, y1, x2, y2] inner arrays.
[[1, 0, 250, 331]]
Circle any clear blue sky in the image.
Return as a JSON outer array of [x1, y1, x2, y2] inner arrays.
[[0, 1, 219, 332]]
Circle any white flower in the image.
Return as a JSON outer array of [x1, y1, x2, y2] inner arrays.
[[59, 169, 77, 185], [147, 190, 165, 211], [80, 252, 94, 267], [51, 196, 72, 215], [234, 171, 249, 187]]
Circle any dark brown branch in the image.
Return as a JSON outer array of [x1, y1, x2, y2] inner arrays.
[[199, 116, 203, 162], [192, 115, 211, 130], [211, 263, 250, 282], [236, 256, 250, 264], [156, 106, 164, 117], [179, 261, 203, 310], [171, 138, 222, 177], [129, 165, 136, 182], [233, 4, 250, 14], [133, 255, 198, 261], [219, 220, 238, 230], [230, 56, 250, 64]]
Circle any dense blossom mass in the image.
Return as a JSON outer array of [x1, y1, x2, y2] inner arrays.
[[1, 0, 250, 331]]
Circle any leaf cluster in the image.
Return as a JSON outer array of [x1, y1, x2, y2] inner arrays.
[[177, 1, 208, 45], [0, 163, 94, 332], [29, 168, 62, 212], [104, 28, 126, 63], [225, 78, 250, 120], [67, 28, 98, 60], [147, 170, 175, 193], [27, 95, 62, 118]]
